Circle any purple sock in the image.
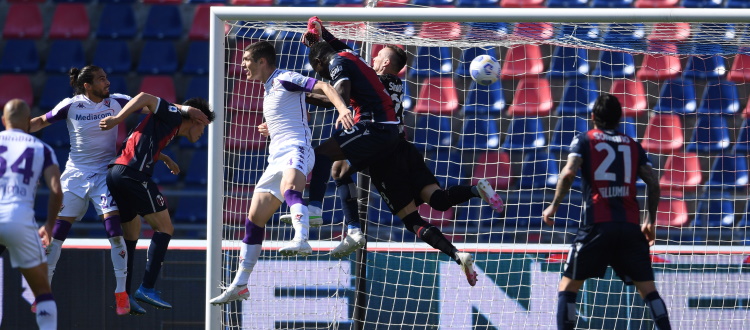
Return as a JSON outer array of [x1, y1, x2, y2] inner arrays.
[[52, 220, 72, 241], [242, 219, 265, 245], [284, 189, 305, 207], [103, 215, 123, 238], [35, 293, 54, 303]]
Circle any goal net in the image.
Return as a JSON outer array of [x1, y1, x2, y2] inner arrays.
[[207, 6, 750, 330]]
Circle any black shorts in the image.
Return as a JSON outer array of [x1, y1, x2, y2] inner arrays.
[[369, 139, 439, 214], [106, 164, 168, 223], [331, 122, 399, 172], [563, 222, 655, 285]]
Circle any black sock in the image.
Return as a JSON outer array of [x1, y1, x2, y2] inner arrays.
[[335, 176, 360, 229], [309, 152, 333, 207], [401, 211, 458, 263], [645, 291, 671, 330], [429, 185, 478, 211], [557, 291, 577, 330], [125, 239, 137, 294], [143, 232, 171, 289]]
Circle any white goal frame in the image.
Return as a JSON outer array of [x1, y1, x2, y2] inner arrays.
[[207, 7, 750, 330]]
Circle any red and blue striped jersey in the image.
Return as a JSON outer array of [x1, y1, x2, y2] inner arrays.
[[329, 51, 398, 124], [569, 129, 651, 226]]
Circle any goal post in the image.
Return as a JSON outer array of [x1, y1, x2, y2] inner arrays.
[[208, 6, 750, 330]]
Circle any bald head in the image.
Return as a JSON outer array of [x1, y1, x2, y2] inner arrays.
[[3, 99, 31, 132]]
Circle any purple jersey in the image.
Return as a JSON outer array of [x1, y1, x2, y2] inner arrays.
[[0, 129, 57, 215]]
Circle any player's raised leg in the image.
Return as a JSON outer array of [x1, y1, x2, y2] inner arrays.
[[330, 160, 366, 258], [279, 167, 314, 257], [101, 212, 129, 315], [122, 217, 146, 315], [45, 217, 73, 283], [133, 210, 174, 309]]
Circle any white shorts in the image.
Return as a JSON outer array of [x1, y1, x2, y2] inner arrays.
[[0, 206, 46, 269], [59, 170, 118, 220], [255, 144, 315, 202]]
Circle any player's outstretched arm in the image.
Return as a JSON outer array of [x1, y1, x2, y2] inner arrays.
[[29, 115, 51, 133], [543, 155, 582, 226], [312, 80, 353, 129], [99, 92, 159, 130], [158, 153, 180, 175], [41, 164, 63, 245], [638, 163, 660, 245]]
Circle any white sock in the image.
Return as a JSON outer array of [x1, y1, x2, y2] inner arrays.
[[108, 236, 128, 293], [35, 300, 57, 330], [46, 239, 64, 283], [289, 203, 309, 241], [348, 227, 362, 236], [231, 243, 262, 287]]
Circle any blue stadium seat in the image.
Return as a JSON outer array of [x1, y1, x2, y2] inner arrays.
[[39, 75, 73, 110], [425, 148, 469, 188], [506, 201, 581, 227], [231, 21, 277, 40], [548, 46, 590, 79], [738, 201, 750, 227], [682, 0, 723, 6], [42, 122, 71, 148], [733, 119, 750, 154], [137, 41, 178, 74], [184, 76, 208, 101], [413, 0, 454, 5], [696, 80, 740, 115], [547, 0, 589, 6], [652, 79, 697, 114], [188, 0, 225, 3], [276, 41, 313, 74], [276, 0, 318, 5], [409, 46, 453, 79], [519, 151, 558, 189], [456, 47, 499, 78], [185, 149, 208, 185], [457, 112, 500, 150], [693, 192, 735, 227], [465, 22, 510, 38], [591, 0, 633, 6], [53, 146, 69, 171], [554, 24, 600, 43], [45, 40, 85, 74], [601, 23, 646, 49], [401, 82, 414, 112], [0, 39, 38, 73], [705, 153, 749, 190], [108, 75, 129, 95], [619, 116, 638, 140], [173, 189, 207, 223], [462, 81, 504, 115], [592, 50, 636, 78], [182, 41, 209, 75], [696, 23, 736, 42], [686, 115, 731, 153], [683, 54, 727, 79], [152, 149, 179, 185], [321, 0, 363, 5], [412, 114, 452, 151], [456, 0, 499, 5], [454, 202, 500, 227], [94, 40, 131, 74], [143, 5, 182, 40], [226, 151, 266, 185], [555, 78, 598, 115], [501, 117, 546, 150], [726, 0, 750, 7], [99, 0, 136, 3], [96, 4, 136, 39], [549, 116, 590, 152]]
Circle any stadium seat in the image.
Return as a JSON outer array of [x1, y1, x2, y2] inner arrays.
[[602, 23, 645, 48], [656, 197, 690, 227], [471, 151, 512, 190], [49, 4, 89, 39], [454, 203, 501, 227], [413, 0, 455, 5], [549, 116, 590, 152], [2, 4, 43, 39], [0, 39, 39, 73], [693, 192, 735, 227], [501, 0, 544, 7], [99, 0, 136, 3], [223, 193, 253, 225], [277, 0, 318, 5], [501, 44, 544, 80], [465, 22, 510, 39], [39, 76, 73, 110], [456, 47, 499, 78], [457, 112, 500, 149], [225, 113, 267, 151], [108, 75, 129, 95], [413, 77, 459, 115], [519, 151, 558, 189], [637, 52, 682, 81], [41, 121, 71, 148], [641, 114, 684, 153], [226, 151, 266, 186], [462, 81, 504, 115], [609, 79, 647, 117], [53, 147, 69, 172], [45, 40, 85, 74], [501, 117, 546, 150], [686, 115, 731, 153], [652, 79, 697, 114], [548, 46, 590, 79], [734, 119, 750, 153], [189, 4, 223, 40], [402, 82, 413, 112], [695, 23, 736, 42], [555, 78, 598, 115], [184, 77, 209, 101], [227, 80, 264, 112], [682, 0, 723, 6], [276, 41, 313, 74], [182, 41, 209, 75], [93, 40, 131, 74], [188, 0, 225, 3], [151, 149, 179, 185], [425, 148, 469, 188], [705, 153, 749, 190], [321, 0, 363, 5], [96, 4, 137, 39], [412, 114, 453, 151], [143, 0, 183, 6], [139, 76, 176, 103], [143, 5, 183, 40], [513, 22, 556, 41], [726, 0, 750, 6], [684, 54, 727, 80], [418, 22, 462, 41], [591, 0, 633, 6], [231, 0, 274, 4], [137, 41, 178, 75], [727, 54, 750, 83], [0, 75, 33, 108], [635, 0, 679, 6], [506, 78, 553, 117], [659, 152, 702, 192], [456, 0, 499, 5], [184, 149, 209, 185], [417, 203, 454, 228], [547, 0, 589, 7], [646, 23, 691, 42], [592, 50, 636, 78], [409, 46, 453, 79], [696, 80, 740, 115], [173, 192, 208, 223], [619, 116, 638, 139]]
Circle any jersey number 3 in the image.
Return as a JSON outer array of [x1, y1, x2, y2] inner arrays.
[[593, 142, 631, 184]]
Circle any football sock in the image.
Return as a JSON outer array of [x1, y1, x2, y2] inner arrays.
[[143, 232, 171, 289], [645, 291, 671, 330], [335, 176, 360, 230], [34, 294, 57, 330], [429, 186, 477, 211], [402, 211, 459, 263], [557, 291, 577, 330], [231, 243, 262, 287], [47, 219, 71, 283], [104, 215, 127, 293], [125, 239, 137, 294], [285, 190, 310, 241]]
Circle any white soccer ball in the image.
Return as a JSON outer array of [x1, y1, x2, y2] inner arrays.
[[469, 55, 501, 86]]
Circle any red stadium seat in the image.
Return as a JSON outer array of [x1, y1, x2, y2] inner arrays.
[[418, 22, 462, 41], [3, 4, 43, 39], [138, 76, 176, 104], [656, 197, 690, 227], [609, 79, 648, 117], [413, 77, 459, 115], [471, 151, 512, 190], [641, 114, 684, 154], [7, 0, 45, 2], [501, 0, 544, 7], [227, 80, 264, 112], [506, 78, 553, 117], [637, 52, 682, 81], [374, 0, 410, 6], [143, 0, 182, 4], [728, 54, 750, 83], [501, 44, 544, 80], [512, 22, 554, 40], [659, 152, 702, 192], [0, 74, 33, 108], [189, 4, 224, 40], [647, 23, 691, 42], [635, 0, 678, 7], [49, 4, 90, 39], [743, 97, 750, 118], [225, 113, 267, 151], [223, 193, 253, 226], [232, 0, 274, 4], [418, 204, 454, 228]]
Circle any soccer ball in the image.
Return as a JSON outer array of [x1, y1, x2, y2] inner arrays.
[[469, 55, 501, 86]]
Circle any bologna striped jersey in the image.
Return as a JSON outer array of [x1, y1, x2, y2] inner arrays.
[[569, 129, 651, 226], [329, 51, 398, 124]]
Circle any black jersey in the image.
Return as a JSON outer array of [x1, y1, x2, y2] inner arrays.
[[379, 73, 405, 134]]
